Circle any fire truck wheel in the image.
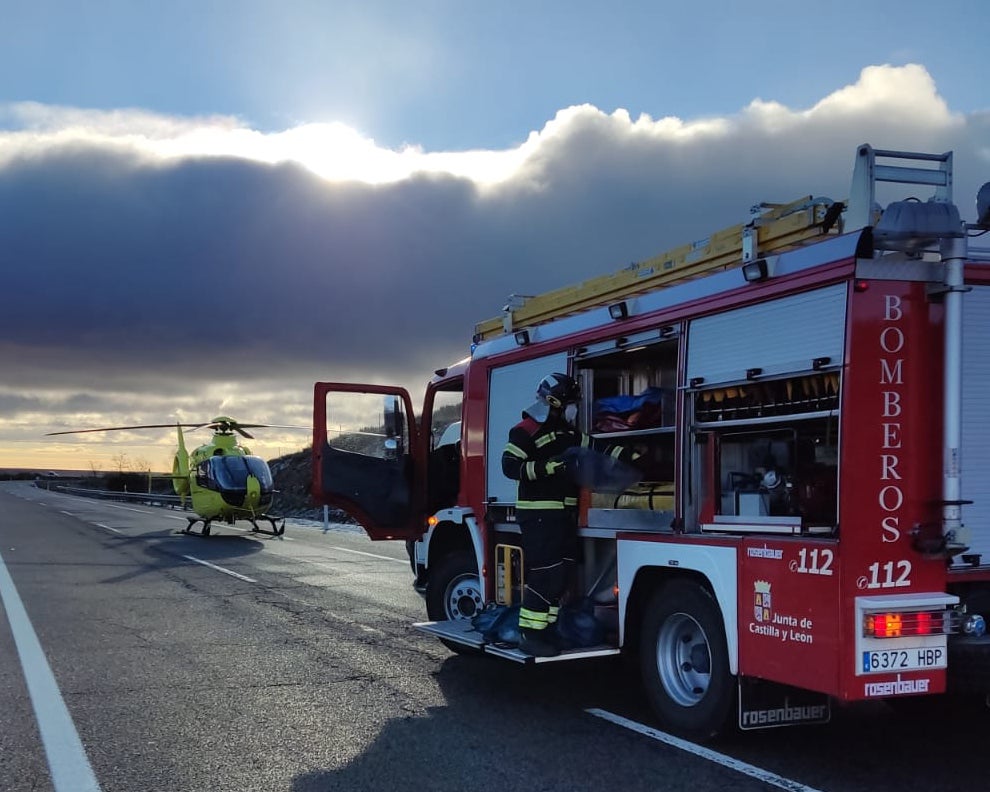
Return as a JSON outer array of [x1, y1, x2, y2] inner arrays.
[[426, 551, 482, 623], [640, 580, 734, 738], [426, 551, 483, 655]]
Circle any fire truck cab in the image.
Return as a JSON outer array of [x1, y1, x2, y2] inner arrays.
[[313, 144, 990, 737]]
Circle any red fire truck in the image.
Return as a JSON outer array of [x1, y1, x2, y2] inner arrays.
[[312, 144, 990, 737]]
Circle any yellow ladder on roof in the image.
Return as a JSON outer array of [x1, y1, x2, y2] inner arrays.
[[474, 195, 840, 341]]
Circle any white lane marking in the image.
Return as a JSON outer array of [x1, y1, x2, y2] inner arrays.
[[586, 709, 824, 792], [93, 524, 122, 534], [104, 504, 154, 514], [181, 555, 256, 583], [329, 545, 406, 564], [0, 549, 102, 792]]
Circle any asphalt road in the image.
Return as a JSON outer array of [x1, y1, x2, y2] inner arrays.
[[2, 481, 988, 792]]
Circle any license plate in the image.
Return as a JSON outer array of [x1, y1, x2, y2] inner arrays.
[[862, 646, 946, 673]]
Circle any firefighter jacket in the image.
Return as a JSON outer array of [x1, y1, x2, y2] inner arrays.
[[502, 411, 637, 510]]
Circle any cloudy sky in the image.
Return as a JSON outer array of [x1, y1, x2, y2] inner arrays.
[[2, 0, 988, 471]]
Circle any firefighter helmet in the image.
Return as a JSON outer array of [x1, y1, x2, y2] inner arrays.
[[524, 373, 580, 422], [537, 373, 580, 409]]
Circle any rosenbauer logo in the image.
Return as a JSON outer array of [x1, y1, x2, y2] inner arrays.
[[747, 545, 783, 560], [864, 674, 930, 697], [740, 698, 830, 727]]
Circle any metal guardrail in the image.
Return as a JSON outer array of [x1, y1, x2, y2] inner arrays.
[[35, 481, 191, 510], [32, 480, 347, 532]]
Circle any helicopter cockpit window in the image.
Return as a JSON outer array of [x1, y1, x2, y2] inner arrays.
[[199, 455, 274, 494], [244, 456, 275, 489], [196, 460, 211, 488]]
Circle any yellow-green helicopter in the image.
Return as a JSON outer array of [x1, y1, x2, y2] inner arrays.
[[47, 417, 298, 537]]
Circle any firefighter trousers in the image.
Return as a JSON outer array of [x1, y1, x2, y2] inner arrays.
[[518, 509, 578, 631]]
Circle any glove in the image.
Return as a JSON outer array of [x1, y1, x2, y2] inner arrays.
[[546, 458, 568, 476]]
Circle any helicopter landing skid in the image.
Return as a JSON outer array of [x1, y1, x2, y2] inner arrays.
[[179, 516, 285, 538], [247, 516, 286, 537], [181, 517, 215, 537]]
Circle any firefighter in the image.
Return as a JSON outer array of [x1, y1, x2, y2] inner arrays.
[[502, 372, 638, 656]]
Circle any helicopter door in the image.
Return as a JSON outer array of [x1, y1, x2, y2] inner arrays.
[[312, 383, 423, 541]]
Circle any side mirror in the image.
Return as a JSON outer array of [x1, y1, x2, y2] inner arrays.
[[382, 396, 405, 456], [383, 396, 404, 436]]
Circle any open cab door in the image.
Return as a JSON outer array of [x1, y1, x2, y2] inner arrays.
[[312, 383, 423, 541]]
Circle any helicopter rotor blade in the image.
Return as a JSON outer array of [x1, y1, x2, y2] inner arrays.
[[202, 422, 310, 430], [46, 423, 195, 436], [230, 424, 309, 432], [47, 418, 309, 438], [202, 421, 307, 436]]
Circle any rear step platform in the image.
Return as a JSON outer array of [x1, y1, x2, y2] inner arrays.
[[414, 619, 621, 663]]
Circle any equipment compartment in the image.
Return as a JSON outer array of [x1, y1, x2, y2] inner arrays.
[[576, 334, 679, 530]]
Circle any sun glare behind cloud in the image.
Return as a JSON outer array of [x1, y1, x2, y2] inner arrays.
[[0, 64, 971, 192], [0, 102, 532, 186]]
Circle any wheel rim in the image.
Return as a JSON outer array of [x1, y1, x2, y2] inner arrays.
[[656, 612, 712, 707], [444, 573, 483, 620]]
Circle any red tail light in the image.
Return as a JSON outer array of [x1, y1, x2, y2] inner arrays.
[[863, 609, 955, 638], [867, 613, 902, 637]]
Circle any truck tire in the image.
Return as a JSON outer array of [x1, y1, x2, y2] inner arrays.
[[640, 579, 734, 739], [425, 551, 483, 655]]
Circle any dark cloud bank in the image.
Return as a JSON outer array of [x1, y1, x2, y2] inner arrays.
[[1, 66, 988, 429]]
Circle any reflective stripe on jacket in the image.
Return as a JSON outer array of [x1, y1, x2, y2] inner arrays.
[[502, 412, 633, 509]]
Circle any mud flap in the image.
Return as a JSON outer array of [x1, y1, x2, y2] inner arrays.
[[738, 678, 831, 730]]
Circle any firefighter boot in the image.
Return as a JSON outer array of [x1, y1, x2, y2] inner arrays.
[[519, 627, 560, 658]]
